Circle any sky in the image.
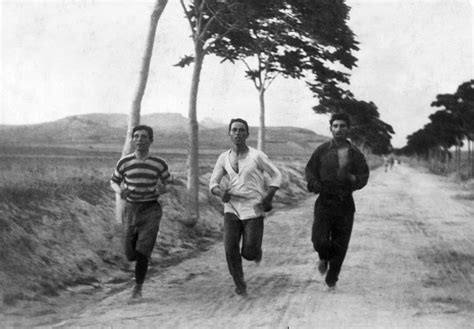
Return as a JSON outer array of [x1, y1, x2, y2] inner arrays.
[[1, 0, 473, 147]]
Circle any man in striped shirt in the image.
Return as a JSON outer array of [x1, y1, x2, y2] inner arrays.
[[111, 125, 171, 299]]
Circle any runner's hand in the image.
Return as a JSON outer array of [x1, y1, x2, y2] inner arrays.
[[310, 181, 322, 193], [337, 167, 349, 181], [337, 168, 357, 184], [120, 188, 132, 199], [157, 184, 167, 195], [261, 196, 273, 212], [262, 201, 273, 212], [222, 189, 231, 203], [254, 202, 272, 213]]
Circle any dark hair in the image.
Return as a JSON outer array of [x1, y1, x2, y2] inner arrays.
[[132, 125, 154, 142], [329, 113, 351, 128], [228, 118, 249, 133]]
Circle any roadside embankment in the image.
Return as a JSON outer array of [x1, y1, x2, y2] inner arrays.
[[0, 159, 308, 313], [0, 152, 383, 318]]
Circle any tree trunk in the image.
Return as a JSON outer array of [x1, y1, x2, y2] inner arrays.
[[116, 0, 168, 223], [185, 41, 205, 227], [456, 145, 461, 174], [468, 138, 473, 178], [257, 87, 266, 151], [121, 0, 168, 156], [469, 139, 474, 178], [468, 139, 471, 177]]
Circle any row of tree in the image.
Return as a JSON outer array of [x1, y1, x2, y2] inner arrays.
[[401, 80, 474, 177], [118, 0, 394, 226]]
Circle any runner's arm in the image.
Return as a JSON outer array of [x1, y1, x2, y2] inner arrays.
[[258, 152, 282, 189], [305, 150, 323, 194], [111, 166, 131, 199], [210, 154, 229, 201]]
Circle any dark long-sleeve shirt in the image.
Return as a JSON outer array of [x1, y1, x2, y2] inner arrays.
[[305, 140, 369, 197]]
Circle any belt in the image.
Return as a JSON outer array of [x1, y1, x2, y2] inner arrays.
[[126, 200, 158, 205], [320, 193, 350, 202]]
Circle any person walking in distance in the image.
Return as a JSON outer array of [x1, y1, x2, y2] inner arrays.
[[111, 125, 172, 299], [210, 118, 282, 297], [305, 113, 369, 291]]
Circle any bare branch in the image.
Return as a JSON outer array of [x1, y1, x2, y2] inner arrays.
[[242, 58, 259, 89], [195, 0, 207, 40], [204, 20, 241, 50], [264, 72, 279, 90], [199, 15, 217, 41], [180, 0, 195, 36], [262, 55, 270, 82], [241, 58, 253, 71], [201, 1, 249, 49]]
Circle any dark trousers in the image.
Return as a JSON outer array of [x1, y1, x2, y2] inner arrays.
[[312, 196, 354, 286], [123, 201, 162, 286], [123, 201, 162, 260], [223, 213, 264, 290]]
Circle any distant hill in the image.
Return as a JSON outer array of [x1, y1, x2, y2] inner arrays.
[[0, 113, 329, 157]]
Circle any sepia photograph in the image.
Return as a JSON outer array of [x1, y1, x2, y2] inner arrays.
[[1, 0, 473, 327]]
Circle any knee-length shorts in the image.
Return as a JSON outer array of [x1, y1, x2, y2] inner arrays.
[[123, 201, 162, 261]]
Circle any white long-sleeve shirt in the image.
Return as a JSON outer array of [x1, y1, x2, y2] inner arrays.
[[209, 147, 282, 220]]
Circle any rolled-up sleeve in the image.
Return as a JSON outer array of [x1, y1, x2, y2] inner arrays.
[[257, 152, 282, 187], [209, 153, 226, 192], [111, 162, 123, 185]]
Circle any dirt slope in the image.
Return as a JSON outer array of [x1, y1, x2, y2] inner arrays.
[[4, 164, 474, 328]]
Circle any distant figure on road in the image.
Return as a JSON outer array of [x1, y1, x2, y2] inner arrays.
[[389, 154, 395, 170], [384, 154, 395, 172], [110, 125, 172, 299], [305, 113, 369, 291], [210, 118, 282, 297]]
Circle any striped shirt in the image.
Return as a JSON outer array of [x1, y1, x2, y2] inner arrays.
[[111, 153, 171, 203]]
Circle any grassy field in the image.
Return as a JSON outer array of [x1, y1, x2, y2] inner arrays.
[[0, 147, 313, 313]]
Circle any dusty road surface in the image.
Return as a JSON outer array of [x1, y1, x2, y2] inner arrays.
[[7, 165, 474, 328]]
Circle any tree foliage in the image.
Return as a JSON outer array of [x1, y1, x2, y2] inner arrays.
[[431, 80, 474, 140], [403, 80, 474, 158], [203, 0, 358, 150]]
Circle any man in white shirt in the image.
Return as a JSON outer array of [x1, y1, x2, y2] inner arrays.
[[210, 118, 282, 297]]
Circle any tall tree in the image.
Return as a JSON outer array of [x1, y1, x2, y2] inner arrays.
[[431, 80, 474, 176], [177, 0, 268, 226], [115, 0, 168, 223], [403, 128, 439, 160], [208, 0, 358, 151], [427, 111, 464, 172], [403, 108, 466, 173], [122, 0, 169, 155]]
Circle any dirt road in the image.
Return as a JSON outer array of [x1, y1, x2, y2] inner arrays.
[[12, 165, 474, 328]]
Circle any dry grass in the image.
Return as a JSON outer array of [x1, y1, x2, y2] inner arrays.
[[0, 146, 384, 313], [0, 151, 311, 310], [452, 179, 474, 201]]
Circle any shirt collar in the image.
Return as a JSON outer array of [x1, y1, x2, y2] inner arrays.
[[329, 139, 354, 149], [133, 152, 151, 161]]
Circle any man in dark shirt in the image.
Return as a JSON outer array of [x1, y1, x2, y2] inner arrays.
[[305, 113, 369, 291]]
